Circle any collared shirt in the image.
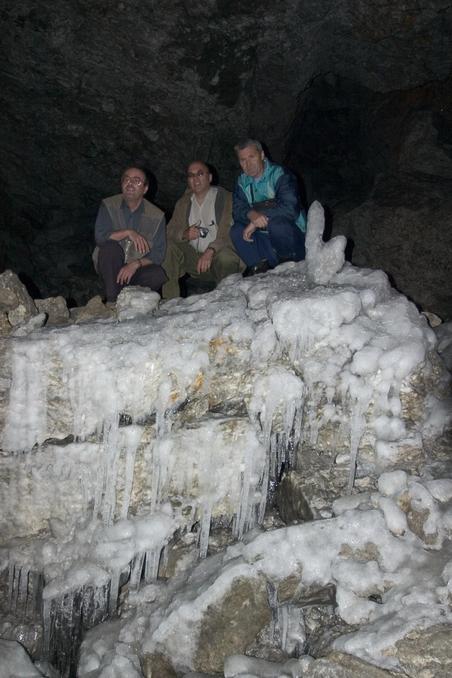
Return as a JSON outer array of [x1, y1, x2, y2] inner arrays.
[[95, 199, 145, 242], [188, 187, 218, 253]]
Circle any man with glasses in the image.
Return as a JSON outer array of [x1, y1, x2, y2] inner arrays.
[[93, 161, 167, 302], [231, 139, 306, 277], [161, 160, 242, 299]]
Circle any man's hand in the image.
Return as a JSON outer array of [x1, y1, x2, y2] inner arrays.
[[197, 248, 214, 274], [183, 226, 201, 241], [247, 210, 269, 230], [116, 261, 140, 285], [243, 222, 258, 242], [127, 229, 150, 254]]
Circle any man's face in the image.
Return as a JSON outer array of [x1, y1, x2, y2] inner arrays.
[[187, 162, 212, 197], [237, 145, 265, 178], [121, 167, 148, 202]]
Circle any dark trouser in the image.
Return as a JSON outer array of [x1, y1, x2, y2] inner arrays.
[[97, 240, 168, 302], [162, 240, 242, 299], [230, 216, 306, 267]]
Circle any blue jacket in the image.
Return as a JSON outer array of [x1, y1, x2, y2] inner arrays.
[[233, 160, 306, 232]]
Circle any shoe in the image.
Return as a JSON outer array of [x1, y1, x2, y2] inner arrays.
[[242, 260, 271, 278]]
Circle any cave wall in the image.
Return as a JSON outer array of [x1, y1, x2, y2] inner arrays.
[[1, 0, 451, 312], [286, 74, 452, 318]]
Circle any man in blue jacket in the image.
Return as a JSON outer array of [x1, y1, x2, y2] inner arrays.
[[230, 139, 306, 277]]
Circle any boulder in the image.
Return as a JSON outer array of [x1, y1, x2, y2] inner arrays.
[[35, 296, 70, 326], [70, 295, 115, 323], [195, 575, 272, 674], [0, 270, 37, 326], [394, 624, 452, 678]]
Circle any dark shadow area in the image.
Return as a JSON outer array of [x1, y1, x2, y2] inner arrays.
[[18, 273, 42, 300]]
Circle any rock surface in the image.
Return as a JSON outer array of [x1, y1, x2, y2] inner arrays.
[[0, 270, 37, 327], [393, 623, 452, 677]]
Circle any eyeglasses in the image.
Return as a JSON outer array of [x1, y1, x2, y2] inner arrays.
[[122, 175, 145, 187], [187, 171, 207, 179]]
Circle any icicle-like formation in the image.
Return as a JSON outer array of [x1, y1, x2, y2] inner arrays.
[[339, 373, 374, 493], [249, 368, 304, 481], [347, 399, 370, 493], [149, 438, 176, 512], [129, 552, 146, 590], [232, 430, 266, 539], [277, 604, 306, 656], [92, 421, 143, 525], [3, 341, 47, 452], [108, 569, 121, 614], [120, 426, 142, 520], [198, 501, 212, 559], [100, 416, 121, 525], [155, 378, 175, 437], [257, 451, 270, 525], [6, 563, 41, 619], [144, 549, 161, 584], [43, 582, 110, 675], [42, 597, 51, 660]]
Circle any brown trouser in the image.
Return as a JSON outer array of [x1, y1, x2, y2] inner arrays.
[[97, 240, 167, 302], [162, 240, 242, 299]]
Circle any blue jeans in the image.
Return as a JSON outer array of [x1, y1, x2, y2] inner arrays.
[[231, 216, 305, 267]]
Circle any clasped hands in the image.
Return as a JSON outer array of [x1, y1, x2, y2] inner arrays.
[[117, 229, 150, 284], [183, 223, 215, 273]]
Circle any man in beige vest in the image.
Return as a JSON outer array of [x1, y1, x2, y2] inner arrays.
[[162, 161, 242, 299], [93, 162, 167, 302]]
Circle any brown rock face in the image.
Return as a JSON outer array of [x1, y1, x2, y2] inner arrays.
[[195, 575, 271, 674], [141, 652, 178, 678], [306, 650, 401, 677], [394, 624, 452, 678]]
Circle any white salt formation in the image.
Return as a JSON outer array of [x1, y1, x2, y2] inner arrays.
[[0, 201, 450, 675]]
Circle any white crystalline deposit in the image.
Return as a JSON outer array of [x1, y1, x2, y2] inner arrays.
[[116, 286, 160, 322], [0, 201, 450, 673], [305, 200, 347, 284], [0, 639, 43, 677], [77, 470, 452, 675], [265, 205, 441, 491]]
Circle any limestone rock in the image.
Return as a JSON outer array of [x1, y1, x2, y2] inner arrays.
[[11, 312, 47, 337], [276, 470, 314, 524], [398, 489, 440, 547], [305, 651, 401, 677], [0, 270, 37, 326], [70, 295, 115, 323], [282, 582, 336, 608], [436, 322, 452, 371], [0, 616, 44, 662], [393, 623, 452, 678], [35, 296, 70, 326], [116, 286, 160, 322], [141, 652, 178, 678], [195, 575, 271, 674], [0, 311, 11, 336], [157, 535, 199, 580]]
